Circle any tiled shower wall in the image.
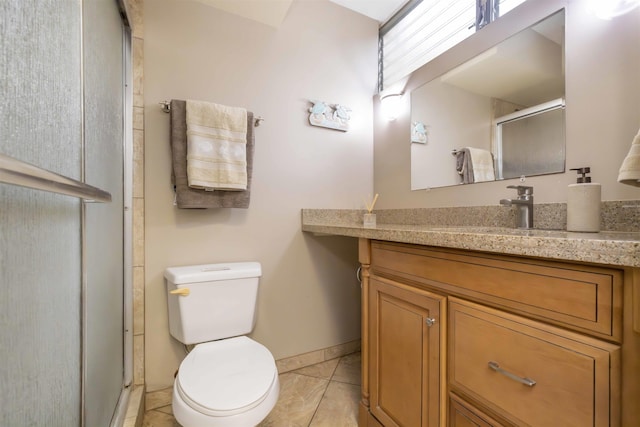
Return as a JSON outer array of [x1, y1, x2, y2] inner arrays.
[[119, 0, 146, 391], [122, 0, 146, 424], [125, 0, 145, 388]]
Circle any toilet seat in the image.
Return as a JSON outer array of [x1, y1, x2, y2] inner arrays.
[[176, 336, 278, 417]]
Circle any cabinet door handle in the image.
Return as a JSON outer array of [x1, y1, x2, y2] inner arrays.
[[488, 361, 536, 387], [425, 317, 436, 326]]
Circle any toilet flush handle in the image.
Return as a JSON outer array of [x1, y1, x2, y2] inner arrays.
[[170, 288, 190, 296]]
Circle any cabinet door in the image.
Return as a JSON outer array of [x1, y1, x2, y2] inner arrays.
[[369, 277, 445, 427]]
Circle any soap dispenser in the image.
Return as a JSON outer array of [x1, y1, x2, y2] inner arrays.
[[567, 167, 601, 232]]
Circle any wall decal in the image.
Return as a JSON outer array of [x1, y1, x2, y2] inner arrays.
[[411, 121, 428, 144], [308, 100, 351, 132]]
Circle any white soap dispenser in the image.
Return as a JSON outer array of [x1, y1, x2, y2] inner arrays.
[[567, 167, 601, 232]]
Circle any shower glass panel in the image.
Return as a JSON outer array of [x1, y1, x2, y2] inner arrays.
[[498, 108, 565, 180], [83, 0, 126, 425], [1, 1, 130, 425], [0, 1, 83, 426]]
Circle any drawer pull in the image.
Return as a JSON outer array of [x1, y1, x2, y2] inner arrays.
[[488, 361, 536, 387]]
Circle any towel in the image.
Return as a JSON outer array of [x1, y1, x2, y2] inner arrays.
[[455, 149, 474, 184], [467, 147, 495, 182], [186, 100, 248, 191], [170, 100, 254, 208], [617, 127, 640, 186], [454, 148, 495, 183]]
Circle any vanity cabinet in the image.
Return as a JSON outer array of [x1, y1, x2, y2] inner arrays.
[[358, 239, 639, 427], [368, 277, 445, 427]]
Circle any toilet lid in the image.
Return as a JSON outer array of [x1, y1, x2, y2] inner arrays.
[[176, 336, 277, 416]]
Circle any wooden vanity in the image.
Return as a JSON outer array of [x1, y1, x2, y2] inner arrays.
[[358, 239, 639, 427], [301, 209, 640, 427]]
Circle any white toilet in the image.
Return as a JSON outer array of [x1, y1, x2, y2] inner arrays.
[[165, 262, 280, 427]]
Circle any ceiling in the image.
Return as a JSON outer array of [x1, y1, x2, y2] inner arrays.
[[328, 0, 407, 22], [188, 0, 407, 27]]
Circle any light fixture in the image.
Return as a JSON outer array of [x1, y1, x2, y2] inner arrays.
[[618, 128, 640, 186], [380, 93, 403, 121], [587, 0, 640, 19]]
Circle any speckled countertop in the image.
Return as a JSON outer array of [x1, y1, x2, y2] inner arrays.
[[301, 206, 640, 268]]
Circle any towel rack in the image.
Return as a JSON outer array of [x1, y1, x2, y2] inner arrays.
[[0, 152, 112, 203], [159, 100, 265, 127]]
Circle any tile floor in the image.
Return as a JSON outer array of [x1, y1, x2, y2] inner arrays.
[[143, 352, 361, 427]]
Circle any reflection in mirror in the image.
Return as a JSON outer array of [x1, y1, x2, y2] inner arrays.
[[411, 9, 565, 190], [495, 98, 565, 179]]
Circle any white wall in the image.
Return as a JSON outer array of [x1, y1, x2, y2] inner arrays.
[[144, 0, 377, 390], [375, 0, 640, 208]]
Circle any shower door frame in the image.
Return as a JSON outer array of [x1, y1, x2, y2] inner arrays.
[[103, 20, 134, 427]]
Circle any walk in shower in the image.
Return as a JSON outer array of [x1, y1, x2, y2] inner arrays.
[[0, 1, 133, 425]]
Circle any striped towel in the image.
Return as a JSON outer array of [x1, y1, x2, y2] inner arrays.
[[186, 100, 248, 191], [467, 147, 495, 182]]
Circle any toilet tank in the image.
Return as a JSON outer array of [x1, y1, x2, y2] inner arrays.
[[165, 262, 262, 345]]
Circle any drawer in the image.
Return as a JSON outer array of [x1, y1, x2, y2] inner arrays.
[[449, 393, 507, 427], [370, 242, 622, 340], [448, 298, 619, 427]]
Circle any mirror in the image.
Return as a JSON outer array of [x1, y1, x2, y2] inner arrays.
[[411, 9, 565, 190]]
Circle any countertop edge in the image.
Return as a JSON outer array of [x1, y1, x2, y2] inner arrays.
[[301, 222, 640, 268]]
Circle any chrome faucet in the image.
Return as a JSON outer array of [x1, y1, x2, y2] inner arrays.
[[500, 185, 533, 229]]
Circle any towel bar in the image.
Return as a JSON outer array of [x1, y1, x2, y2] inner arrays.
[[0, 152, 112, 203], [159, 100, 264, 127]]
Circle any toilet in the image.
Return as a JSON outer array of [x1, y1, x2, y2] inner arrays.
[[165, 262, 279, 427]]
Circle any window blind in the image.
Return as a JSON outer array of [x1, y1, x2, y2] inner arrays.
[[380, 0, 528, 91]]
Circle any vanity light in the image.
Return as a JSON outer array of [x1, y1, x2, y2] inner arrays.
[[587, 0, 640, 19], [380, 93, 403, 121]]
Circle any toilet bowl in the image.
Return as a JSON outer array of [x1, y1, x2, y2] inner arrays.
[[164, 262, 280, 427], [172, 337, 280, 427]]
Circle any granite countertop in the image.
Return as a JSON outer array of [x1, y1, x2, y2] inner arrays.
[[301, 208, 640, 268]]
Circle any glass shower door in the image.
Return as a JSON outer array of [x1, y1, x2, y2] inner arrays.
[[83, 0, 128, 425], [1, 1, 130, 425], [0, 2, 84, 425]]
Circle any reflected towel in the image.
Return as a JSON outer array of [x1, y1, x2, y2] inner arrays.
[[455, 149, 473, 184], [170, 100, 254, 209], [467, 147, 495, 182], [617, 127, 640, 186], [186, 100, 248, 190]]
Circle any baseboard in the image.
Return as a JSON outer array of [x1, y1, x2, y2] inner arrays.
[[275, 339, 361, 374]]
